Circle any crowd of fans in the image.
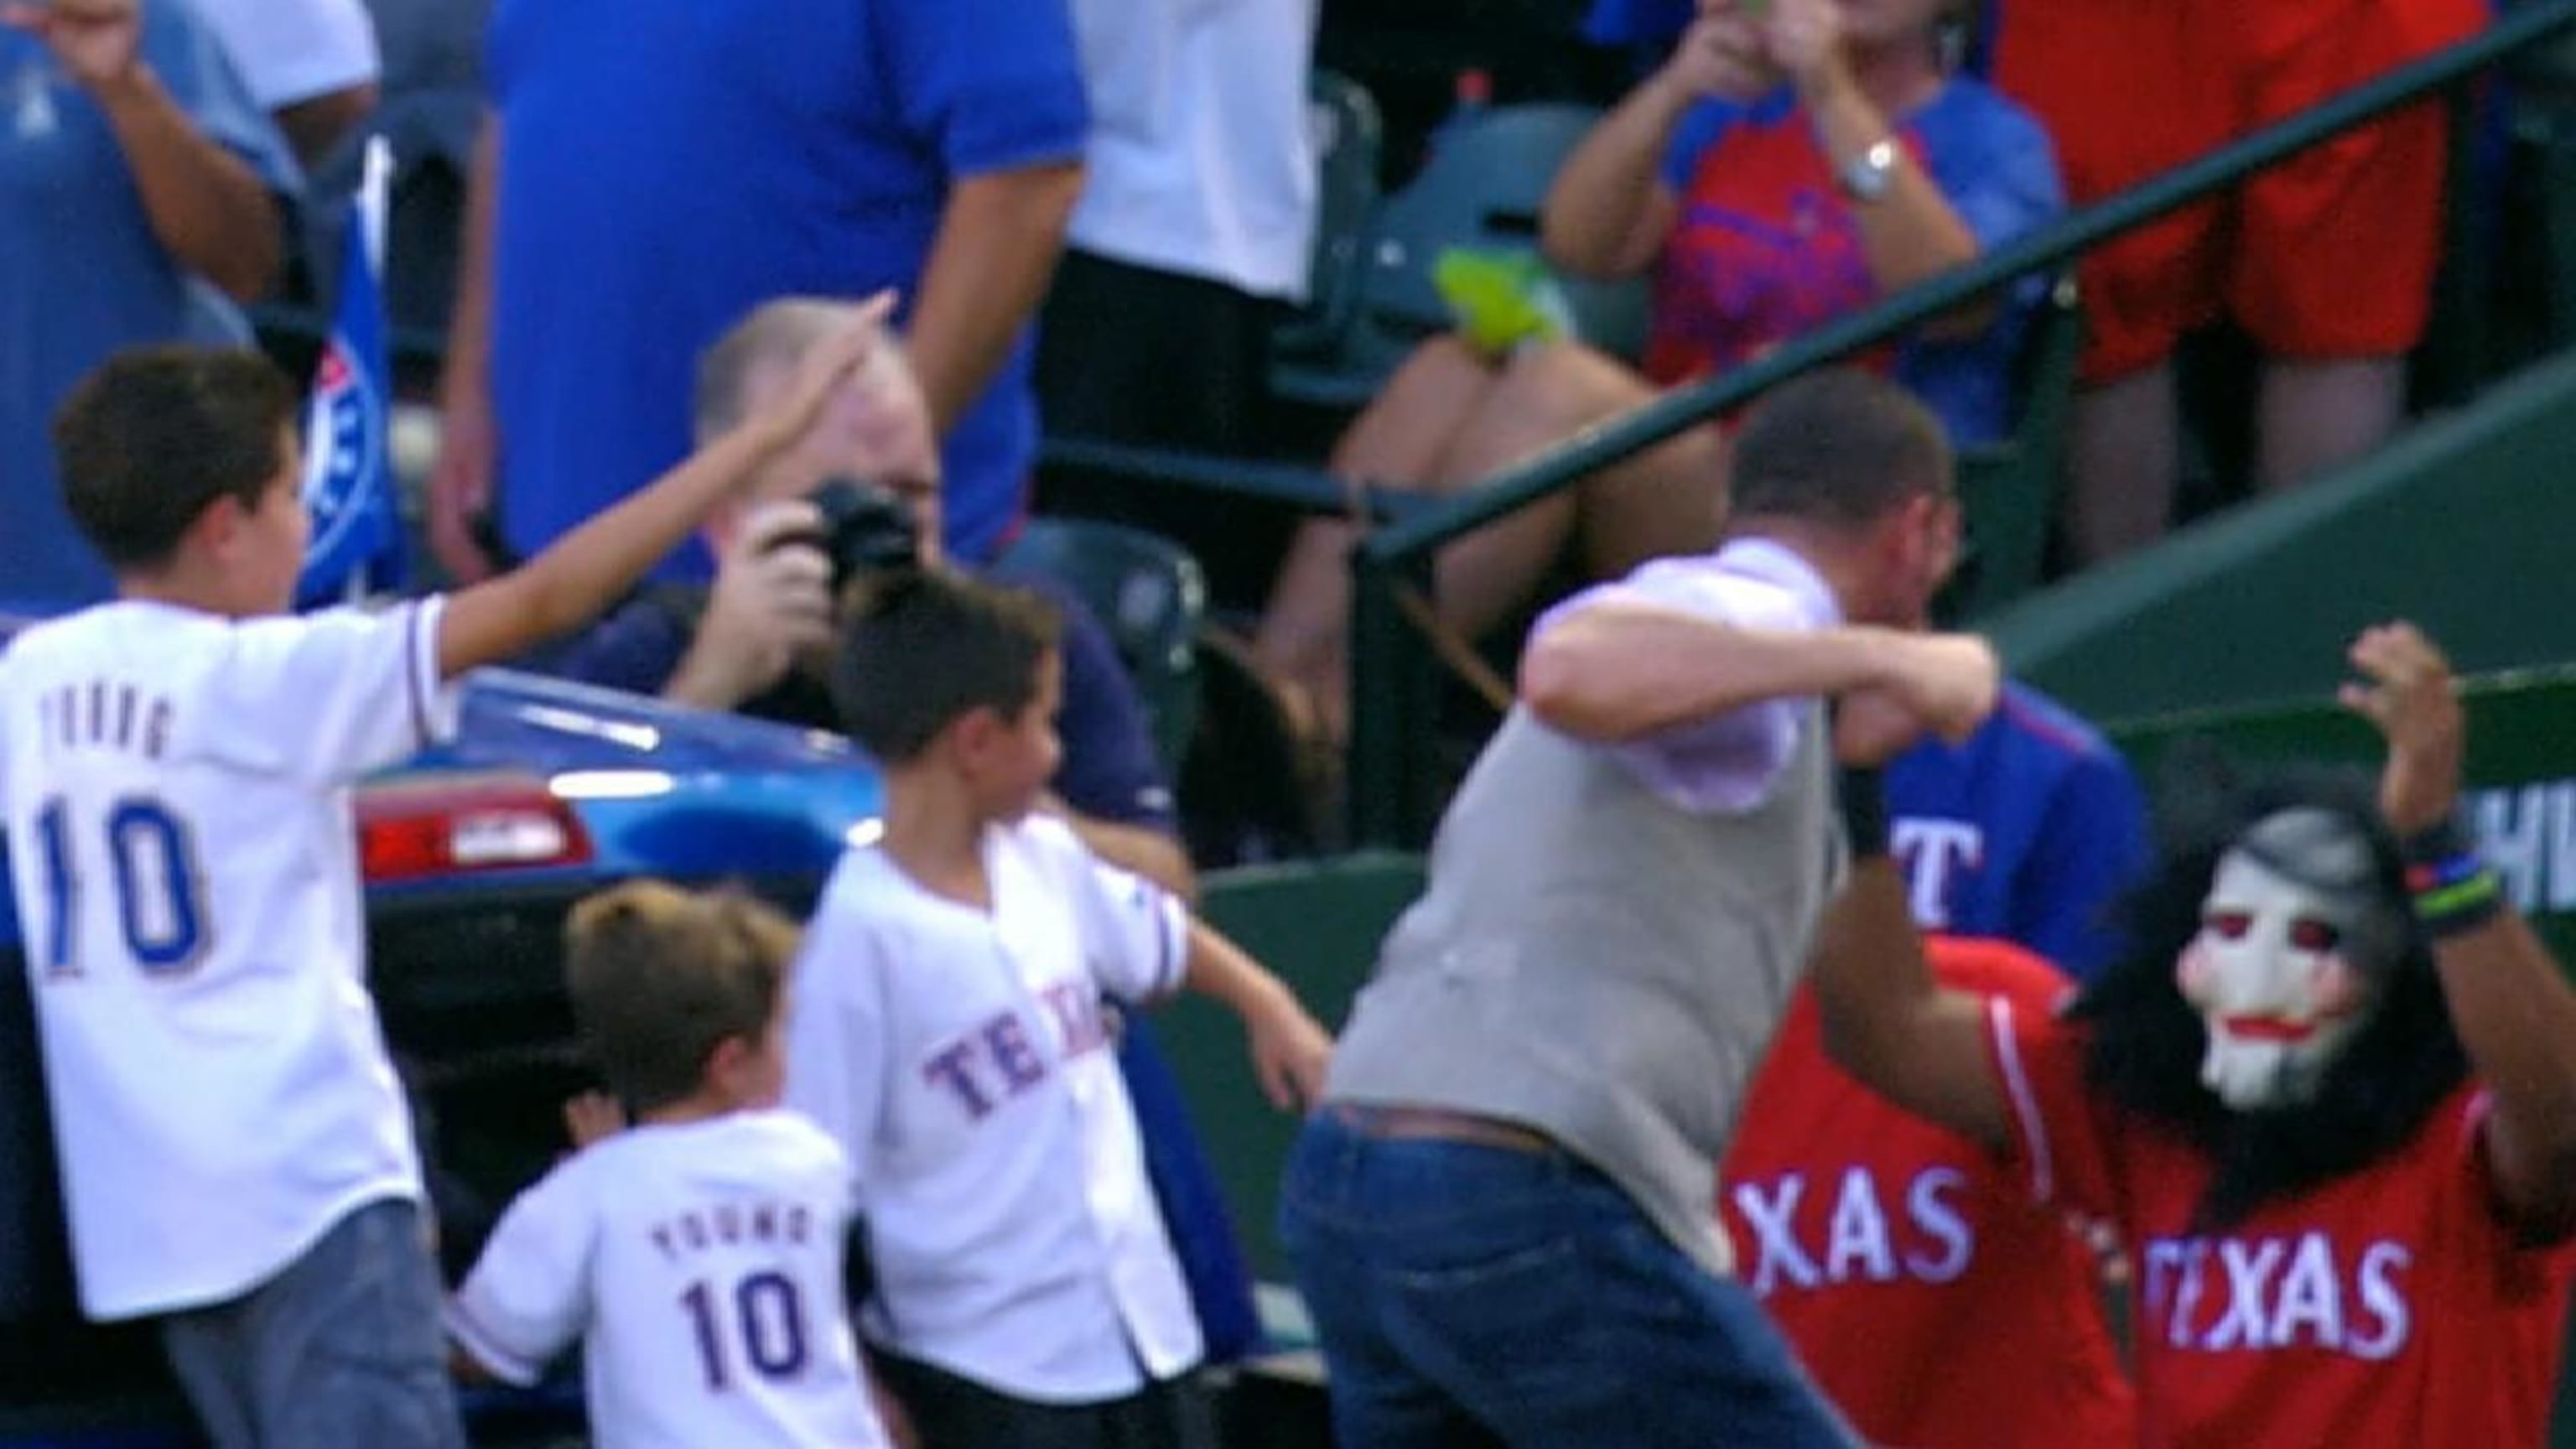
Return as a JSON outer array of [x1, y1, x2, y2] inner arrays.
[[1, 0, 2549, 1446]]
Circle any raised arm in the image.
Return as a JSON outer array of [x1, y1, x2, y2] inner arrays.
[[2345, 623, 2576, 1237], [1517, 597, 1997, 744], [428, 117, 503, 584], [434, 299, 890, 678], [7, 0, 278, 299], [1543, 10, 1768, 278], [1810, 768, 2015, 1147]]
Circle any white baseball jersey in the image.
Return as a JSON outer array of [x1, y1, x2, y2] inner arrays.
[[0, 598, 458, 1319], [783, 814, 1203, 1404], [447, 1110, 888, 1449]]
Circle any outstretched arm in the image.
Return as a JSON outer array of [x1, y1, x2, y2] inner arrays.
[[2345, 623, 2576, 1237], [1810, 769, 2015, 1148], [435, 299, 891, 678]]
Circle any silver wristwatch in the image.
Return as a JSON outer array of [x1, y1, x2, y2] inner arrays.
[[1837, 138, 1899, 204]]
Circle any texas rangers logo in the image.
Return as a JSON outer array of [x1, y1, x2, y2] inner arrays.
[[300, 335, 388, 565]]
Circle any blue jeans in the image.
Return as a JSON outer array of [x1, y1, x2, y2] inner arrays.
[[158, 1197, 465, 1449], [1278, 1111, 1858, 1449]]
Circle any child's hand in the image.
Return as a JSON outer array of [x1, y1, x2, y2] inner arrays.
[[748, 290, 898, 453], [1246, 995, 1334, 1112], [563, 1090, 629, 1150]]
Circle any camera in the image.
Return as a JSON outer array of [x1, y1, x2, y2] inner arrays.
[[795, 476, 921, 591]]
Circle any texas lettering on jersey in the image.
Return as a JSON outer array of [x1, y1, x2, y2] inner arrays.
[[918, 970, 1119, 1121], [1894, 817, 1984, 930], [2138, 1231, 2410, 1361], [1731, 1165, 1975, 1297]]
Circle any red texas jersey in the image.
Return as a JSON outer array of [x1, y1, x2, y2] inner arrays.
[[1721, 937, 2134, 1448], [1987, 995, 2576, 1447]]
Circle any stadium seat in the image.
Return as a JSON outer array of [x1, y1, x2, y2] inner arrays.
[[1270, 69, 1387, 375], [1270, 101, 1649, 412], [996, 517, 1209, 777]]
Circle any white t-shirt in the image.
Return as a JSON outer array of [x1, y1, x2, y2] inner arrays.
[[189, 0, 381, 110], [1062, 0, 1319, 299], [448, 1111, 888, 1449], [783, 814, 1203, 1403], [0, 598, 459, 1318]]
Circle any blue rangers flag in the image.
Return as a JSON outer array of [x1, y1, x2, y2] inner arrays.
[[294, 136, 404, 608]]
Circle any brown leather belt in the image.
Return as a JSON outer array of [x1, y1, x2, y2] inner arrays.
[[1332, 1104, 1560, 1156]]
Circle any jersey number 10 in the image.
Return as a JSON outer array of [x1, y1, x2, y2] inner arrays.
[[681, 1271, 809, 1390], [32, 796, 208, 977]]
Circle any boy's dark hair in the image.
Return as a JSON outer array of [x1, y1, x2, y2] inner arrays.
[[830, 567, 1062, 763], [564, 880, 796, 1112], [1727, 368, 1954, 529], [52, 346, 299, 572]]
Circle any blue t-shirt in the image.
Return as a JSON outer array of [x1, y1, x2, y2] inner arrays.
[[524, 570, 1175, 834], [1649, 80, 2062, 446], [481, 0, 1088, 579], [0, 3, 293, 610], [1885, 680, 2150, 979]]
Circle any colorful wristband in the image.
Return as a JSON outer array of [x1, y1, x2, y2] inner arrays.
[[2402, 813, 2503, 940], [1838, 766, 1889, 859]]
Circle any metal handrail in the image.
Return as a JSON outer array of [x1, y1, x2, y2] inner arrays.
[[1343, 0, 2576, 844]]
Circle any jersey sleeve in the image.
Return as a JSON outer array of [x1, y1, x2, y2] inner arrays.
[[446, 1162, 598, 1386], [203, 599, 461, 783], [781, 882, 891, 1192], [1983, 994, 2125, 1223], [1031, 816, 1187, 1002], [141, 0, 299, 196], [878, 0, 1088, 179]]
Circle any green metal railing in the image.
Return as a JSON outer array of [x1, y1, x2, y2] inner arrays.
[[1341, 0, 2576, 845]]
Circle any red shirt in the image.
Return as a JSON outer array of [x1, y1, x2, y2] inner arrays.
[[1987, 992, 2576, 1448], [1721, 938, 2135, 1448]]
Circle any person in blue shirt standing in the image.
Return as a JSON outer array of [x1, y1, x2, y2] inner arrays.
[[1886, 678, 2150, 979], [426, 0, 1088, 586], [1, 0, 292, 610]]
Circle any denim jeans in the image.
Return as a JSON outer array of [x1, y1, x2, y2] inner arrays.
[[1278, 1110, 1858, 1449], [159, 1197, 465, 1449]]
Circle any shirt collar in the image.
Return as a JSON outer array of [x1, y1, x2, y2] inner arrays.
[[1713, 537, 1843, 629]]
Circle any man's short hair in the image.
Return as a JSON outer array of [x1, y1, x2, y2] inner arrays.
[[564, 880, 796, 1112], [831, 567, 1062, 764], [51, 346, 298, 572], [1727, 368, 1955, 529], [693, 297, 854, 443]]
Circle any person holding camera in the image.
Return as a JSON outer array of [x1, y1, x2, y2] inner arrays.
[[522, 295, 1189, 900]]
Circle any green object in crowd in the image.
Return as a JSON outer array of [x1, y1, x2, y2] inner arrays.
[[1434, 247, 1575, 357]]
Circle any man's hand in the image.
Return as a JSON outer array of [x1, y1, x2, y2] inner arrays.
[[669, 501, 834, 710], [2339, 621, 2464, 838], [1660, 4, 1777, 104], [1840, 631, 1999, 761], [3, 0, 142, 90]]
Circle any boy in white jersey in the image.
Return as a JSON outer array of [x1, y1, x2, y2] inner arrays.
[[448, 880, 893, 1448], [0, 325, 877, 1447], [785, 569, 1333, 1448]]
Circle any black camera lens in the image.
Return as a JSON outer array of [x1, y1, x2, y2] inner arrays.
[[802, 477, 922, 589]]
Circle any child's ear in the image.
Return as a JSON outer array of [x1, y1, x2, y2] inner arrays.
[[189, 492, 252, 557], [943, 704, 1008, 763]]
